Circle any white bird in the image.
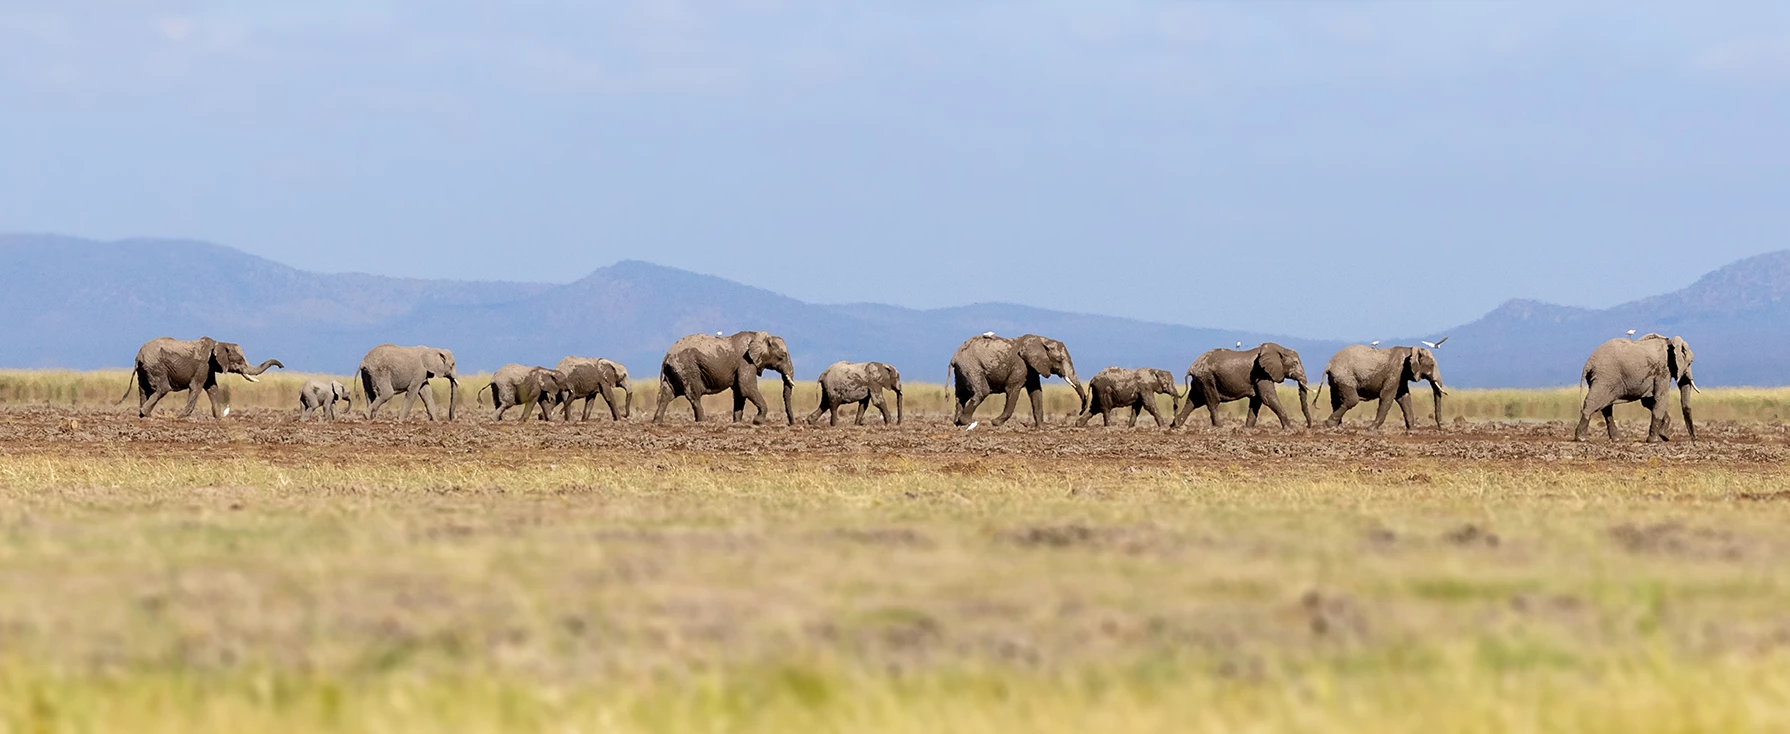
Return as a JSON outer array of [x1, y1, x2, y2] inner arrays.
[[1626, 329, 1637, 337], [1236, 341, 1243, 349], [716, 331, 724, 336], [983, 331, 996, 337], [1370, 340, 1381, 347], [966, 421, 979, 432]]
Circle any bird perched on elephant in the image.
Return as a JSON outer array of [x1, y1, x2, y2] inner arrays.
[[357, 344, 458, 421], [1576, 334, 1697, 442], [652, 331, 796, 425], [1078, 367, 1181, 427], [298, 379, 352, 421], [555, 356, 632, 421], [1319, 344, 1446, 430], [806, 361, 902, 426], [117, 336, 283, 418], [1171, 343, 1312, 429], [947, 333, 1086, 428]]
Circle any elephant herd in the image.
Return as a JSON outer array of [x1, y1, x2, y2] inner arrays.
[[115, 329, 1703, 442]]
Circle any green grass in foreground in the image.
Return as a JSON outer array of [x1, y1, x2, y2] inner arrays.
[[0, 454, 1786, 731]]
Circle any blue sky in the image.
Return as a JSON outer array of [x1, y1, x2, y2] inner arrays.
[[3, 1, 1788, 339]]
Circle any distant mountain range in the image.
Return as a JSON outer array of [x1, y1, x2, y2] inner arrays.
[[2, 233, 1786, 387]]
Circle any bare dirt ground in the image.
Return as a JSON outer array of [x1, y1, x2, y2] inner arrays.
[[1, 405, 1781, 466]]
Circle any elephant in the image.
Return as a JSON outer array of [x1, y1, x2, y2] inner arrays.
[[116, 336, 283, 418], [357, 344, 459, 421], [298, 379, 352, 421], [1575, 334, 1697, 443], [947, 333, 1087, 428], [555, 356, 632, 421], [652, 331, 796, 425], [1170, 343, 1313, 429], [806, 361, 903, 426], [478, 364, 571, 421], [1077, 367, 1181, 427], [1318, 345, 1446, 430]]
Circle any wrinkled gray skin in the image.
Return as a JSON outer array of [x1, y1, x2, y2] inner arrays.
[[298, 379, 351, 421], [948, 334, 1087, 428], [1576, 334, 1697, 443], [117, 336, 283, 418], [1319, 345, 1445, 430], [806, 361, 903, 426], [1078, 367, 1181, 427], [478, 364, 569, 421], [652, 331, 796, 425], [1171, 343, 1312, 429], [357, 344, 458, 421], [555, 356, 632, 421]]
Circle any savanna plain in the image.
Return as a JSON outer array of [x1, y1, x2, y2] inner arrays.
[[1, 371, 1789, 732]]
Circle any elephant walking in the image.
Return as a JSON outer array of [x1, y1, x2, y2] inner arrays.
[[1319, 345, 1445, 430], [1576, 334, 1697, 442], [652, 331, 796, 425], [116, 336, 283, 418], [555, 356, 632, 421], [357, 344, 459, 421], [1078, 367, 1180, 427], [947, 333, 1087, 428], [806, 361, 902, 426], [478, 364, 570, 421], [298, 380, 352, 421], [1171, 343, 1312, 429]]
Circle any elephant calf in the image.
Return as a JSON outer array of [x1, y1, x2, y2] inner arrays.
[[1079, 367, 1180, 427], [1171, 343, 1312, 430], [556, 356, 632, 421], [298, 379, 352, 421], [806, 361, 902, 426], [1576, 334, 1697, 443], [479, 364, 571, 421]]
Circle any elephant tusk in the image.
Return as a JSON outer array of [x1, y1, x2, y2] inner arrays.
[[1691, 383, 1702, 394], [242, 374, 260, 383]]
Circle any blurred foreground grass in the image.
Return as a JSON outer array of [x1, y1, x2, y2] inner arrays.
[[0, 452, 1786, 731], [3, 369, 1784, 423]]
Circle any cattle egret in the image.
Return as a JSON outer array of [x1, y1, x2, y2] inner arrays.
[[966, 421, 979, 432], [1236, 341, 1243, 348], [983, 331, 996, 337], [1370, 340, 1381, 347], [1626, 329, 1637, 337], [716, 331, 724, 336]]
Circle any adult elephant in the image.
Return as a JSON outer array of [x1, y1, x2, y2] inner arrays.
[[1576, 334, 1697, 443], [478, 363, 570, 421], [1078, 367, 1180, 427], [1320, 344, 1445, 430], [806, 361, 902, 426], [357, 344, 459, 421], [947, 333, 1086, 428], [117, 336, 283, 418], [556, 356, 632, 421], [1171, 343, 1312, 429], [652, 331, 796, 425]]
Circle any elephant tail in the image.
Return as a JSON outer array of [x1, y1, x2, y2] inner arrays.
[[1313, 371, 1327, 401], [476, 381, 494, 399], [114, 366, 139, 405], [1183, 372, 1195, 398]]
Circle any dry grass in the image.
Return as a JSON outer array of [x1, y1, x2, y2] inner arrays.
[[1, 370, 1776, 424], [0, 404, 1787, 731]]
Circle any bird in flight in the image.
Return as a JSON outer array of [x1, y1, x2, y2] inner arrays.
[[1626, 329, 1637, 337], [1370, 340, 1381, 347], [1421, 337, 1448, 349]]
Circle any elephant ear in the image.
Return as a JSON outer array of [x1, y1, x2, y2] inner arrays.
[[745, 332, 770, 365], [1666, 338, 1685, 380], [1256, 348, 1288, 382], [198, 336, 219, 366], [1018, 337, 1052, 376]]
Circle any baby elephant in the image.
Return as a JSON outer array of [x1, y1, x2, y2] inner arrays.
[[806, 361, 902, 426], [478, 364, 571, 421], [1078, 367, 1182, 427], [298, 379, 352, 421]]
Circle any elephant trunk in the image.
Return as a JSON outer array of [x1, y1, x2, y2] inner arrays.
[[240, 359, 283, 382], [781, 373, 796, 426], [620, 378, 634, 419], [1680, 377, 1697, 441], [1061, 363, 1087, 415], [1429, 380, 1445, 429], [894, 384, 904, 425], [447, 376, 459, 421], [1169, 385, 1181, 418], [1297, 379, 1313, 428]]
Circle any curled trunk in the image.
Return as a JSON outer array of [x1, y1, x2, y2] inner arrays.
[[240, 359, 283, 382]]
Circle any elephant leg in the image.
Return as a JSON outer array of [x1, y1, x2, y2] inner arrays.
[[854, 398, 870, 426], [367, 388, 394, 419], [327, 402, 336, 421], [1141, 397, 1165, 428], [1326, 387, 1360, 428], [1575, 393, 1605, 441], [652, 376, 678, 424], [805, 393, 828, 425], [1171, 388, 1201, 428], [417, 385, 441, 421], [1602, 405, 1618, 440], [828, 401, 840, 427], [1257, 380, 1292, 429], [1026, 374, 1048, 428], [1127, 403, 1141, 428], [178, 386, 202, 418], [581, 395, 595, 422], [205, 384, 227, 418], [739, 380, 770, 425], [957, 372, 992, 426], [1396, 390, 1416, 431], [599, 388, 620, 421], [869, 389, 891, 425], [1244, 396, 1262, 428], [990, 384, 1022, 427], [140, 387, 170, 418], [1369, 385, 1400, 429], [1642, 396, 1666, 442], [688, 391, 707, 423]]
